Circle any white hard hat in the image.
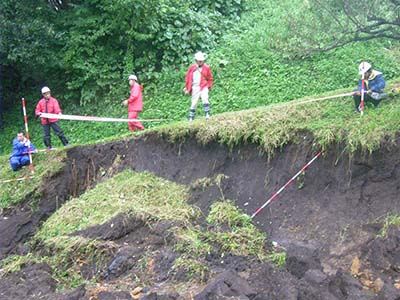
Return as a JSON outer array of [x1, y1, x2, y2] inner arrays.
[[194, 51, 206, 61], [128, 74, 137, 81], [358, 61, 372, 75], [41, 86, 51, 94]]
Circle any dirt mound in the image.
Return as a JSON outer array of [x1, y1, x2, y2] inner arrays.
[[0, 142, 127, 260], [0, 262, 86, 300], [1, 132, 400, 299]]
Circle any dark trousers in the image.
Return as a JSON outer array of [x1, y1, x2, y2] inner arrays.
[[42, 122, 68, 148], [353, 94, 381, 110]]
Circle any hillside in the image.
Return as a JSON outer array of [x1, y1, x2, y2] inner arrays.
[[1, 0, 400, 299], [1, 88, 400, 299], [1, 0, 400, 155]]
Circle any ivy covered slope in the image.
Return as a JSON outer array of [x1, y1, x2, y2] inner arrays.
[[1, 0, 400, 155]]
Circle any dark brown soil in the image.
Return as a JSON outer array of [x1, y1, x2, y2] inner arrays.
[[1, 131, 400, 299]]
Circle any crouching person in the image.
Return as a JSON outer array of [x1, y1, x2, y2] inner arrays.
[[353, 61, 386, 113], [9, 132, 37, 171]]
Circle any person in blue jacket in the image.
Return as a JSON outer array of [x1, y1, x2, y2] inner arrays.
[[353, 61, 386, 113], [9, 131, 37, 171]]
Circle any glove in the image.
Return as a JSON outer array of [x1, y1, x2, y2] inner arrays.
[[370, 92, 380, 100]]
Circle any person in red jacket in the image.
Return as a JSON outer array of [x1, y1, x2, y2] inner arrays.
[[184, 51, 213, 121], [35, 86, 69, 149], [122, 74, 144, 132]]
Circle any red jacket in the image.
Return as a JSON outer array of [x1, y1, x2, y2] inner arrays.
[[185, 64, 213, 94], [127, 83, 143, 112], [35, 97, 62, 124]]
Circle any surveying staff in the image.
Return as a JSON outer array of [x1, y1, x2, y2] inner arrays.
[[184, 51, 213, 121], [122, 74, 144, 132], [353, 61, 386, 113], [35, 86, 69, 149], [9, 131, 37, 171]]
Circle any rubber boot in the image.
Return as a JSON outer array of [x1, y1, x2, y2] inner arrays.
[[189, 109, 195, 122], [203, 103, 210, 119]]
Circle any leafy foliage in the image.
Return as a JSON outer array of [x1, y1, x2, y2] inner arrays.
[[276, 0, 400, 55], [1, 0, 400, 156], [0, 0, 247, 108]]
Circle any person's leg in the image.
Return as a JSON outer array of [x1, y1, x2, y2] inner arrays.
[[190, 87, 201, 120], [42, 124, 51, 148], [9, 157, 21, 171], [200, 88, 210, 118], [51, 122, 69, 146], [128, 111, 144, 131], [128, 111, 136, 131], [353, 94, 361, 111], [365, 94, 381, 107], [20, 155, 31, 167]]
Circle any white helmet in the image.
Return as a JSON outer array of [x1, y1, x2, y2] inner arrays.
[[41, 86, 51, 94], [194, 51, 206, 61], [358, 61, 372, 75], [128, 74, 137, 81]]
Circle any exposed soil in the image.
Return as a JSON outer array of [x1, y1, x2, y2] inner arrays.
[[1, 132, 400, 299]]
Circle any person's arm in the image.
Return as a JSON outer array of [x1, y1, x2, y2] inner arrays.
[[53, 99, 62, 114], [26, 140, 37, 153], [12, 139, 25, 156], [207, 66, 213, 90], [35, 101, 42, 116], [370, 75, 386, 92], [184, 66, 193, 94]]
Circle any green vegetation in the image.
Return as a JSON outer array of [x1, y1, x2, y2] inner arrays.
[[1, 0, 399, 290], [267, 252, 286, 268], [1, 0, 246, 105], [0, 253, 44, 277], [0, 150, 66, 208], [175, 201, 267, 259], [0, 171, 275, 287], [0, 170, 197, 288], [35, 170, 197, 244], [153, 91, 400, 157], [173, 256, 209, 282], [2, 0, 400, 156], [380, 213, 400, 237]]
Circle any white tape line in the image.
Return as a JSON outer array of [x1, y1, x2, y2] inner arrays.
[[40, 113, 168, 123]]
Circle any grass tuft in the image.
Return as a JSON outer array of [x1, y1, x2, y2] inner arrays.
[[380, 213, 400, 237], [152, 91, 400, 157]]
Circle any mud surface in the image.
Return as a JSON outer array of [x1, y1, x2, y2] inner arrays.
[[1, 132, 400, 299]]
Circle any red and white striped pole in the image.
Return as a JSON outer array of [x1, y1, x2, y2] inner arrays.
[[21, 97, 35, 173], [360, 62, 365, 115], [251, 151, 322, 219]]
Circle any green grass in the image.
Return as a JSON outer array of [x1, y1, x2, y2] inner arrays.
[[0, 172, 274, 287], [1, 170, 198, 288], [1, 0, 399, 156], [152, 89, 400, 157], [173, 256, 209, 282], [0, 253, 44, 277], [380, 213, 400, 237], [0, 150, 66, 209], [175, 201, 268, 259], [267, 252, 286, 268], [35, 169, 198, 245]]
